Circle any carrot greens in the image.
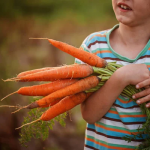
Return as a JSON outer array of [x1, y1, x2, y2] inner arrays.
[[19, 98, 67, 147]]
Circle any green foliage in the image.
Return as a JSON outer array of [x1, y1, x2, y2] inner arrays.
[[19, 98, 67, 147]]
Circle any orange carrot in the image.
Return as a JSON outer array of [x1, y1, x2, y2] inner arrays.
[[41, 92, 92, 121], [5, 64, 93, 82], [48, 39, 107, 68], [17, 67, 53, 77], [6, 67, 61, 82], [1, 79, 78, 101], [39, 99, 61, 108], [0, 100, 60, 114], [25, 75, 100, 109], [11, 98, 62, 114], [16, 92, 92, 129]]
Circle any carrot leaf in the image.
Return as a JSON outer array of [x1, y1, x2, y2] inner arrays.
[[19, 97, 67, 147]]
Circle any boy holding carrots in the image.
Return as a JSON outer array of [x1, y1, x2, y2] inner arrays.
[[75, 0, 150, 149]]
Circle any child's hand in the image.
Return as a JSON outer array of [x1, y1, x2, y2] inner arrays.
[[117, 64, 149, 85], [132, 74, 150, 107]]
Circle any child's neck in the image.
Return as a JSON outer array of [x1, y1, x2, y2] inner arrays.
[[110, 23, 150, 59], [118, 23, 150, 46]]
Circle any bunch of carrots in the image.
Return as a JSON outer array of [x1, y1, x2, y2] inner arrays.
[[1, 38, 110, 128], [1, 38, 150, 149]]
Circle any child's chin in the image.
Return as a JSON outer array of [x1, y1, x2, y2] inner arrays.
[[117, 16, 135, 26]]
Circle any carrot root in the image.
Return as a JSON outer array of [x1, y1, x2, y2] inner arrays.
[[11, 105, 29, 114], [29, 38, 48, 40], [0, 105, 19, 108], [2, 77, 17, 82], [15, 118, 41, 130], [1, 91, 17, 101], [2, 78, 14, 82], [2, 78, 21, 82]]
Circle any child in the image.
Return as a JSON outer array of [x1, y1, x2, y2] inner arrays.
[[75, 0, 150, 149]]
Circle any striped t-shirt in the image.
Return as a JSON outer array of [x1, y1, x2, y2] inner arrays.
[[75, 24, 150, 150]]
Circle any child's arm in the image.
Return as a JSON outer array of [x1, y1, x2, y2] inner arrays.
[[81, 64, 149, 124]]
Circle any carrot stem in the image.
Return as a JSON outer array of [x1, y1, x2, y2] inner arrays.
[[93, 67, 112, 75]]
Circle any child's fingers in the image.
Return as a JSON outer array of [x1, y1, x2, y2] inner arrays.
[[132, 88, 150, 99], [144, 85, 150, 89], [133, 94, 150, 106], [136, 78, 150, 89], [145, 102, 150, 108]]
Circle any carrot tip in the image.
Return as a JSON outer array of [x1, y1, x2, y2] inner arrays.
[[29, 38, 48, 40], [11, 105, 28, 114], [11, 108, 22, 114], [2, 76, 19, 82], [15, 118, 41, 130], [0, 105, 19, 108], [2, 79, 9, 82], [1, 91, 17, 101], [2, 78, 18, 82]]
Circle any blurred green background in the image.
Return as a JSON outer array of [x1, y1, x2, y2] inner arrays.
[[0, 0, 118, 150]]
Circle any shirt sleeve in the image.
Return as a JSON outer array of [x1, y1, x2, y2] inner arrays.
[[74, 35, 92, 64]]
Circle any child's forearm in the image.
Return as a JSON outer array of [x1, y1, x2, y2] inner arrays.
[[81, 69, 128, 124]]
